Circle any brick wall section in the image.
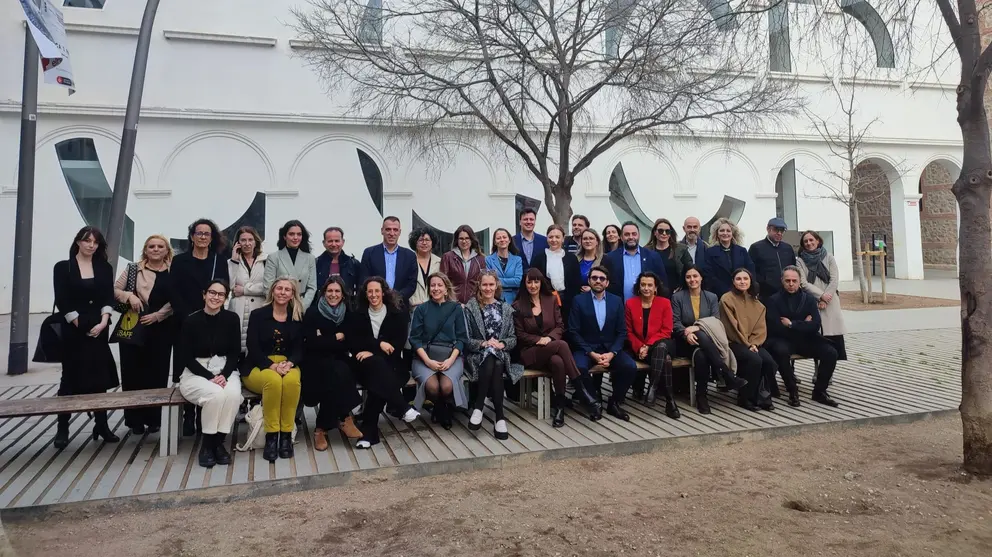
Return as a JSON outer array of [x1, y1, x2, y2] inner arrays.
[[851, 161, 895, 262], [920, 162, 958, 267]]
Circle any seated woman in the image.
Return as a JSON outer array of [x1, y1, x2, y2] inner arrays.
[[464, 270, 523, 440], [671, 265, 747, 414], [624, 272, 680, 419], [242, 277, 305, 462], [302, 277, 363, 452], [409, 272, 469, 429], [349, 277, 420, 448], [178, 280, 243, 468], [512, 268, 599, 428], [719, 268, 777, 412]]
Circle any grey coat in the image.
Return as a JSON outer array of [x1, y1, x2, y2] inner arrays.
[[463, 298, 524, 384], [671, 289, 721, 338], [796, 254, 845, 336], [263, 248, 318, 307]]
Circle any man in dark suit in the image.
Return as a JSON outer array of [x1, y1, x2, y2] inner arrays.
[[568, 265, 637, 421], [680, 216, 709, 265], [315, 226, 360, 303], [359, 216, 418, 305], [563, 214, 589, 255], [603, 222, 668, 300], [512, 208, 548, 270], [749, 217, 797, 299]]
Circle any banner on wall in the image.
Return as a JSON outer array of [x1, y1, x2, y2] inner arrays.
[[18, 0, 76, 94]]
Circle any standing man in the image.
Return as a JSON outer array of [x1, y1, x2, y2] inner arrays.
[[564, 214, 590, 255], [315, 226, 360, 302], [764, 267, 840, 408], [748, 217, 797, 299], [681, 216, 708, 265], [604, 222, 667, 300], [360, 216, 418, 304], [568, 266, 636, 421], [513, 208, 547, 271]]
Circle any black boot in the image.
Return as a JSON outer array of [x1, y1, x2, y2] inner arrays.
[[570, 377, 601, 421], [92, 412, 120, 443], [198, 434, 216, 468], [439, 401, 454, 431], [696, 392, 711, 414], [552, 394, 566, 428], [262, 432, 278, 462], [278, 432, 294, 459], [606, 400, 630, 421], [720, 367, 748, 391], [812, 390, 839, 407], [213, 433, 231, 465], [53, 414, 70, 450], [788, 388, 801, 407], [665, 397, 681, 419], [738, 396, 759, 412]]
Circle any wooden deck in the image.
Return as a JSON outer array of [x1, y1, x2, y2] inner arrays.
[[0, 329, 961, 510]]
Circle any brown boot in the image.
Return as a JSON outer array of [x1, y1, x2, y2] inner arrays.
[[339, 416, 363, 439], [313, 428, 329, 451]]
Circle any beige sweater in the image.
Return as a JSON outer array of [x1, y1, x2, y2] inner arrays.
[[114, 261, 173, 320], [718, 291, 767, 347]]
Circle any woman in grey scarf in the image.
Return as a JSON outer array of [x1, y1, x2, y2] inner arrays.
[[796, 231, 847, 360]]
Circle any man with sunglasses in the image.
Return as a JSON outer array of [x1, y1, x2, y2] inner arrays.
[[748, 217, 797, 299], [568, 266, 637, 421]]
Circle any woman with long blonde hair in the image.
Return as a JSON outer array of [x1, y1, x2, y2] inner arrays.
[[113, 234, 176, 435], [242, 277, 305, 462]]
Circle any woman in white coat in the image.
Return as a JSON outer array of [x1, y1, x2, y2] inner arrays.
[[228, 226, 267, 353], [264, 220, 318, 307], [796, 230, 847, 360]]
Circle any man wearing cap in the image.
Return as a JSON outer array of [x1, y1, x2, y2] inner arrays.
[[748, 217, 797, 299]]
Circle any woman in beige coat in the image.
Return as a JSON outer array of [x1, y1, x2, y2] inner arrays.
[[796, 231, 846, 360], [228, 226, 267, 353]]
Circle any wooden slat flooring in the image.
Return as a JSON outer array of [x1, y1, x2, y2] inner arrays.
[[0, 328, 962, 509]]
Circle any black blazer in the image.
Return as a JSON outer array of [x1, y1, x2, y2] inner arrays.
[[359, 244, 418, 303], [347, 306, 410, 369], [53, 257, 115, 327], [528, 249, 582, 310], [243, 304, 305, 373]]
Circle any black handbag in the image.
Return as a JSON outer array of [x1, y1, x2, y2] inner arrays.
[[113, 263, 138, 313], [32, 305, 63, 363], [425, 304, 459, 361]]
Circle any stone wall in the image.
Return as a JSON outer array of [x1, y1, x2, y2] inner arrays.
[[851, 161, 895, 263], [919, 162, 958, 268]]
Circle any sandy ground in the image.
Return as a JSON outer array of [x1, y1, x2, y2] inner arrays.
[[839, 292, 959, 311], [5, 415, 990, 557]]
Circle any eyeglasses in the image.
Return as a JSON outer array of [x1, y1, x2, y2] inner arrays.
[[656, 229, 672, 235], [772, 227, 786, 233], [193, 231, 212, 238], [205, 290, 227, 298], [417, 238, 432, 244], [589, 276, 607, 282]]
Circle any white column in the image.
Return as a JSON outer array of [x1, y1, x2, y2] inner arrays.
[[892, 191, 925, 279]]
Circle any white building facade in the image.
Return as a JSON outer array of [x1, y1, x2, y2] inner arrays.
[[0, 1, 963, 313]]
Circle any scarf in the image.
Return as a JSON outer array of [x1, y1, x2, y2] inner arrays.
[[800, 247, 830, 284], [318, 296, 346, 325]]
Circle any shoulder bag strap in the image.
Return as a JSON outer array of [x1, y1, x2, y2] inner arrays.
[[425, 304, 459, 346], [210, 254, 218, 281]]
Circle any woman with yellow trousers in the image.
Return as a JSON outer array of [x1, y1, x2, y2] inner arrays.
[[243, 277, 305, 462]]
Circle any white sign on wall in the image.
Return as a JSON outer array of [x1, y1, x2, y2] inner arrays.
[[18, 0, 75, 94]]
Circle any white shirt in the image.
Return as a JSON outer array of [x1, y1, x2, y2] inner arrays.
[[545, 248, 566, 291], [368, 305, 387, 338]]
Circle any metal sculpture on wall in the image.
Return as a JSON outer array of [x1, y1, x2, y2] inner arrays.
[[169, 192, 267, 255]]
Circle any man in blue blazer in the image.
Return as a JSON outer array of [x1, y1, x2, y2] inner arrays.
[[512, 208, 548, 270], [359, 216, 418, 305], [568, 265, 637, 421], [603, 222, 668, 300]]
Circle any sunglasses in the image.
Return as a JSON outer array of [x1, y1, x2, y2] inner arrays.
[[655, 229, 672, 235], [589, 276, 607, 282]]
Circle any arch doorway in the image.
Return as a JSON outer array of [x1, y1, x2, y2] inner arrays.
[[850, 160, 895, 274], [918, 160, 959, 270]]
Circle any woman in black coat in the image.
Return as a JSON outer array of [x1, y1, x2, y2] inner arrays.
[[528, 224, 583, 325], [302, 276, 363, 451], [52, 226, 120, 450], [348, 276, 419, 448]]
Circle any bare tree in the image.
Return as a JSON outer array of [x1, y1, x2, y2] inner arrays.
[[929, 0, 992, 475], [291, 0, 797, 225], [800, 47, 907, 304]]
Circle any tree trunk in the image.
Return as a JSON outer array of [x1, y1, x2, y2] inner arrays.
[[547, 177, 574, 227], [851, 199, 870, 304], [955, 114, 992, 475]]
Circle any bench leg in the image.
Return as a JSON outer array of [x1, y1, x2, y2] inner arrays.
[[536, 377, 550, 421], [688, 363, 696, 408], [161, 405, 180, 457], [519, 377, 531, 410]]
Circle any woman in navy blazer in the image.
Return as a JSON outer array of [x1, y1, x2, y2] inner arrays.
[[701, 218, 754, 299], [485, 228, 523, 304]]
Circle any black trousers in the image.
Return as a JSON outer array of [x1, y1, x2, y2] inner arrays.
[[765, 335, 838, 393], [728, 342, 777, 404], [303, 356, 363, 430], [675, 331, 726, 393], [355, 355, 409, 444], [119, 323, 174, 428]]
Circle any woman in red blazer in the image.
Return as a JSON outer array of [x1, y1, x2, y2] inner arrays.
[[625, 271, 680, 419]]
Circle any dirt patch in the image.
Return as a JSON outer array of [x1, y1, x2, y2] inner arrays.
[[8, 416, 992, 557], [839, 292, 959, 311]]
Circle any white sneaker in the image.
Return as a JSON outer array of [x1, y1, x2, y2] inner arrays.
[[469, 409, 483, 429], [401, 408, 420, 423], [355, 439, 372, 449], [494, 419, 508, 440]]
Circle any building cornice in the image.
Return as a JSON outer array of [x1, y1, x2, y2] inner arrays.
[[162, 30, 278, 47]]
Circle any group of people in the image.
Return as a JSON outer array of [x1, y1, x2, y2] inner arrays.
[[49, 209, 846, 469]]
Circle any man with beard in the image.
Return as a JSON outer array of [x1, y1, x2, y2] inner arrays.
[[680, 216, 708, 265], [603, 222, 667, 300]]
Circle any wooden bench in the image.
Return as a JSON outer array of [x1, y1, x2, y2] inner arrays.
[[0, 388, 187, 457], [518, 354, 814, 420]]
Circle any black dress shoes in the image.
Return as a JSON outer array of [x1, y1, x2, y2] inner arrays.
[[788, 391, 802, 407], [738, 398, 760, 412], [606, 401, 630, 421], [812, 391, 839, 407], [198, 436, 216, 468]]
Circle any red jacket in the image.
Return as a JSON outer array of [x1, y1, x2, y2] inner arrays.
[[624, 296, 673, 353]]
